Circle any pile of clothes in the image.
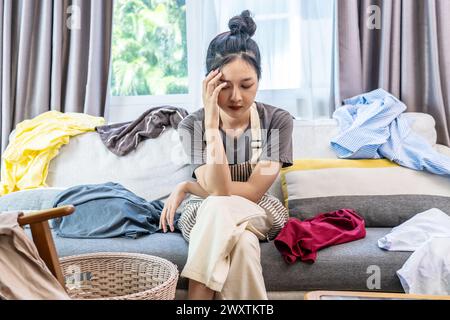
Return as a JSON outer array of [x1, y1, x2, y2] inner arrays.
[[0, 106, 189, 196]]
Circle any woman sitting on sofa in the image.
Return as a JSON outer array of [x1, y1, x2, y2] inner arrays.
[[159, 10, 293, 300]]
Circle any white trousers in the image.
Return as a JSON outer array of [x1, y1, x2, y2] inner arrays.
[[180, 195, 271, 300]]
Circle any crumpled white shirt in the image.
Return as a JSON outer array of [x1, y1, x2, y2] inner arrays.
[[378, 208, 450, 251], [396, 237, 450, 295], [378, 208, 450, 295]]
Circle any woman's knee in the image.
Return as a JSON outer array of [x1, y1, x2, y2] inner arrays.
[[200, 195, 262, 216], [196, 196, 265, 228], [234, 230, 260, 255], [202, 195, 233, 206], [196, 195, 235, 220]]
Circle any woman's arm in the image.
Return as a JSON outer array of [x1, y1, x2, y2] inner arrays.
[[199, 128, 232, 196], [229, 161, 281, 203], [196, 160, 281, 203], [198, 69, 232, 196], [183, 181, 210, 199], [159, 180, 209, 233]]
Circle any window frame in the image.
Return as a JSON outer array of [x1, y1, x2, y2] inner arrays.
[[110, 0, 199, 118], [109, 0, 334, 121]]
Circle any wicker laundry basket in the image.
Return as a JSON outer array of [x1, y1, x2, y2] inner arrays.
[[59, 252, 179, 300]]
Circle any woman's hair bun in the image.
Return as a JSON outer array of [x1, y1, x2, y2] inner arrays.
[[228, 10, 256, 38]]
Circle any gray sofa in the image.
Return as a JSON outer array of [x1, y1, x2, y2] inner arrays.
[[6, 113, 450, 299]]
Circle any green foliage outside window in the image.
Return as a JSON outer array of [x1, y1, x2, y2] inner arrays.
[[112, 0, 188, 96]]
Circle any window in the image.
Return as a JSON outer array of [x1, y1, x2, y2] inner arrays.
[[111, 0, 188, 96], [109, 0, 335, 122], [215, 0, 335, 119]]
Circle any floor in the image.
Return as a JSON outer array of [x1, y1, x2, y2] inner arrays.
[[175, 289, 307, 300]]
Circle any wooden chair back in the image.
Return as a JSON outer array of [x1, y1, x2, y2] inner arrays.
[[17, 205, 75, 288]]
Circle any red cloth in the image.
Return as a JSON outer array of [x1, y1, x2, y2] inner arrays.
[[274, 209, 366, 264]]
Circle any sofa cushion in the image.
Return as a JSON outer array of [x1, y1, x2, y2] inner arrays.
[[290, 113, 437, 160], [261, 227, 411, 292], [436, 144, 450, 157], [0, 188, 65, 212], [281, 159, 450, 227], [403, 112, 437, 147], [268, 113, 439, 204], [36, 228, 408, 292], [46, 129, 193, 202]]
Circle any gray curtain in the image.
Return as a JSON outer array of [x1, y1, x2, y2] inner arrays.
[[0, 0, 113, 152], [337, 0, 450, 146]]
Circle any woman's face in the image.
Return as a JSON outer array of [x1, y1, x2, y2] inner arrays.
[[217, 58, 259, 120]]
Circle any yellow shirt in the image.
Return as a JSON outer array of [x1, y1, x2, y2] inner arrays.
[[0, 111, 105, 195]]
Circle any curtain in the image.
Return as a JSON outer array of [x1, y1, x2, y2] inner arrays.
[[194, 0, 335, 119], [337, 0, 450, 146], [0, 0, 113, 153]]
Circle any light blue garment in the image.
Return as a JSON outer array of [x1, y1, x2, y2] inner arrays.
[[331, 89, 450, 176], [52, 182, 180, 239]]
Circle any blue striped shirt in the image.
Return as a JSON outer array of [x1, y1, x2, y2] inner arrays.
[[331, 89, 450, 176]]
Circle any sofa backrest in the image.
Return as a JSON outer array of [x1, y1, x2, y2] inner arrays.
[[46, 112, 442, 203], [47, 129, 193, 202], [270, 112, 441, 201]]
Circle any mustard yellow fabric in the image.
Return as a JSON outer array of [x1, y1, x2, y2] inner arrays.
[[0, 111, 105, 195], [281, 159, 398, 174]]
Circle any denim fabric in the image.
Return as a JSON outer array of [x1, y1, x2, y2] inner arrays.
[[52, 182, 180, 239]]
